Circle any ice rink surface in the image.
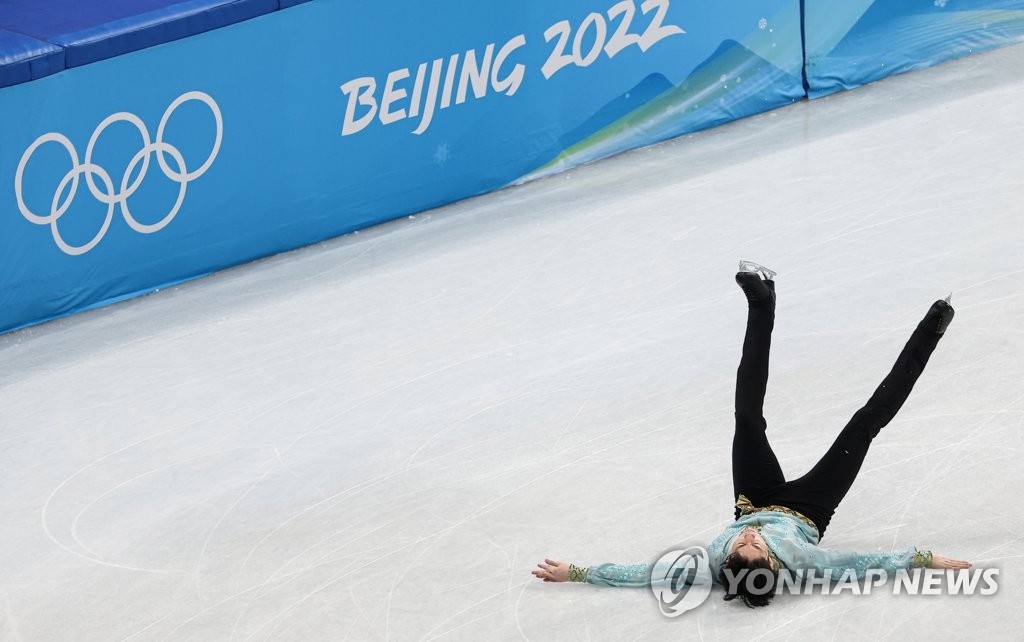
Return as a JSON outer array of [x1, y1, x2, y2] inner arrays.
[[3, 43, 1024, 641]]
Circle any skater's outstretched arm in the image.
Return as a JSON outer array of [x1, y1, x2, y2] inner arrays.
[[809, 546, 970, 578], [533, 557, 709, 588]]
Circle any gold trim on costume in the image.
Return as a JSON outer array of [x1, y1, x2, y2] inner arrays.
[[913, 549, 933, 569], [568, 563, 589, 582], [736, 494, 819, 533]]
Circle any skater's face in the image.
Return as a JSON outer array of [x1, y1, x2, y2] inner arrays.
[[730, 527, 770, 564]]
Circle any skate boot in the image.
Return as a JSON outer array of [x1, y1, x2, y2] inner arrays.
[[736, 260, 776, 305], [921, 297, 955, 335]]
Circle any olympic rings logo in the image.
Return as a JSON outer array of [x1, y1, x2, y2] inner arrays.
[[14, 91, 222, 256]]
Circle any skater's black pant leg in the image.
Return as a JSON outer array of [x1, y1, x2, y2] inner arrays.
[[732, 291, 785, 517], [769, 315, 945, 536]]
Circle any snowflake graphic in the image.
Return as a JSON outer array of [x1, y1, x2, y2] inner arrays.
[[758, 18, 768, 30], [433, 143, 451, 166]]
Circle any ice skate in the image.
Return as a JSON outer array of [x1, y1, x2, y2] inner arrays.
[[736, 272, 774, 304], [738, 260, 777, 281], [922, 298, 955, 335], [736, 260, 775, 305]]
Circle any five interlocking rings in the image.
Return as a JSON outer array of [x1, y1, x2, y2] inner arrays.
[[14, 90, 223, 256]]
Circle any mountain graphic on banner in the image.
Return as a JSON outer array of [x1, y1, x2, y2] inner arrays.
[[558, 73, 675, 152], [524, 39, 803, 181]]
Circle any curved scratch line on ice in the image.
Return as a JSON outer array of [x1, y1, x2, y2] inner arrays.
[[163, 545, 377, 641], [118, 612, 174, 641], [384, 510, 484, 640], [383, 536, 438, 641], [194, 456, 280, 607], [186, 390, 692, 637], [233, 340, 548, 580], [229, 437, 486, 633], [40, 422, 201, 574], [401, 389, 536, 470], [955, 267, 1024, 296], [280, 336, 543, 454], [423, 604, 509, 641], [227, 515, 408, 642], [245, 405, 689, 640], [68, 446, 267, 559], [513, 580, 531, 641], [890, 388, 1024, 549]]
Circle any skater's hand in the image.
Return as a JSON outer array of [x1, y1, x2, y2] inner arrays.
[[929, 554, 971, 570], [533, 558, 570, 582]]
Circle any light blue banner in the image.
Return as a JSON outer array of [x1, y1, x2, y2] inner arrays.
[[0, 0, 803, 333], [805, 0, 1024, 97]]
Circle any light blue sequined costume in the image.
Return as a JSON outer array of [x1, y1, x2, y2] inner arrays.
[[572, 501, 931, 587]]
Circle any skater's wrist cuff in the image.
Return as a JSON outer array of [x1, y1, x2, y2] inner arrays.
[[568, 564, 589, 582], [912, 549, 933, 569]]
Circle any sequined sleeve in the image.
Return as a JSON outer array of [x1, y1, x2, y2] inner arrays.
[[579, 563, 653, 587], [570, 561, 708, 588], [813, 545, 931, 578]]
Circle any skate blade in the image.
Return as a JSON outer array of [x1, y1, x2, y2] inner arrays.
[[738, 260, 778, 280]]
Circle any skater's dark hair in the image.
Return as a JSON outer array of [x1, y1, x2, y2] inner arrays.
[[719, 553, 777, 608]]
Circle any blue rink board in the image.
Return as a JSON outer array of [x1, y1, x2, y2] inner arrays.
[[0, 0, 310, 86], [804, 0, 1024, 97], [0, 28, 63, 88], [2, 0, 1024, 335], [0, 0, 805, 334]]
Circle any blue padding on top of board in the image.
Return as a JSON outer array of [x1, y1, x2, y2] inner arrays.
[[0, 0, 279, 73], [0, 28, 63, 88]]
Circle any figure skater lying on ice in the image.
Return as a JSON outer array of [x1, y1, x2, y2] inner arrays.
[[532, 261, 970, 607]]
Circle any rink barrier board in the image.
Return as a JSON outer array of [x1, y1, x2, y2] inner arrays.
[[0, 0, 805, 334], [804, 0, 1024, 97], [0, 0, 1022, 334], [0, 0, 313, 87]]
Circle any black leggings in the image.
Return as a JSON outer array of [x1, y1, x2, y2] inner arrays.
[[732, 286, 944, 538]]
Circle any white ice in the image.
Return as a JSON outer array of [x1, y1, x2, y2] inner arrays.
[[2, 43, 1023, 641]]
